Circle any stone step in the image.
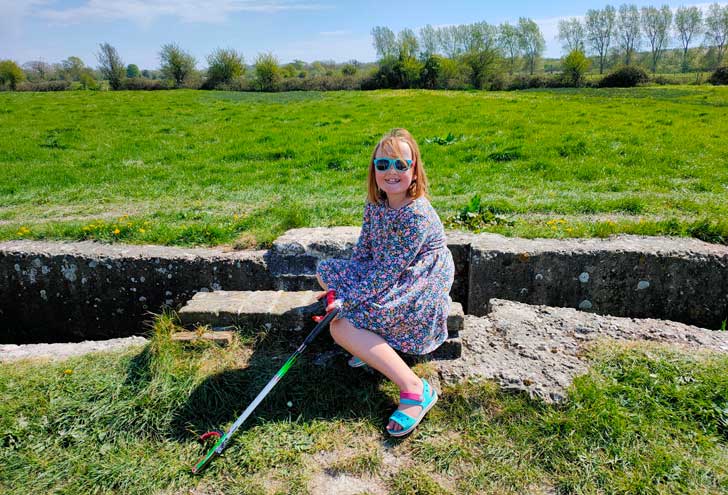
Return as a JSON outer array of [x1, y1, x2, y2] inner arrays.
[[179, 290, 464, 338], [178, 290, 463, 360]]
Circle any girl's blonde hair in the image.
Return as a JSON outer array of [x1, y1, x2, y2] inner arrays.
[[367, 128, 430, 205]]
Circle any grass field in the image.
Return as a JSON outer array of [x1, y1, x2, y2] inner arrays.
[[1, 315, 726, 494], [1, 86, 727, 248]]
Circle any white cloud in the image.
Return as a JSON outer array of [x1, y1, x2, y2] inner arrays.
[[33, 0, 331, 25]]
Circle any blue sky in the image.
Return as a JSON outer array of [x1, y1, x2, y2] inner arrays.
[[1, 1, 725, 69]]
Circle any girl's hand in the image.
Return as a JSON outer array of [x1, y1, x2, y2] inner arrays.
[[314, 290, 329, 302], [315, 290, 342, 318]]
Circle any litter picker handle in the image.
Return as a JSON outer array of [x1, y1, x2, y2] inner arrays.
[[191, 290, 338, 475]]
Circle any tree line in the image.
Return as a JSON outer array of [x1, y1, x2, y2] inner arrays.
[[1, 3, 727, 92], [558, 3, 728, 73]]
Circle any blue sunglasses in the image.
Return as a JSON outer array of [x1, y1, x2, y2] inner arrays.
[[373, 157, 413, 172]]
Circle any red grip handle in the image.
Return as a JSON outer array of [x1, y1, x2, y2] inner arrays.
[[312, 290, 337, 323]]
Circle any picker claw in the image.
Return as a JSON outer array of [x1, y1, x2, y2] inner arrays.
[[198, 429, 223, 443]]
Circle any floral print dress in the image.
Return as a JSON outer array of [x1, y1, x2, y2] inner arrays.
[[316, 196, 455, 355]]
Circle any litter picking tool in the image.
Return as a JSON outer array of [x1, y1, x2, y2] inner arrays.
[[191, 289, 340, 475]]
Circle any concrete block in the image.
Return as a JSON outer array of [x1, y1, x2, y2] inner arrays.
[[468, 233, 728, 329], [0, 240, 272, 344]]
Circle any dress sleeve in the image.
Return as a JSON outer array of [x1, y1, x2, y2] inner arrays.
[[337, 208, 430, 314]]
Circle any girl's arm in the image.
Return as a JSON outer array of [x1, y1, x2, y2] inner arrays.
[[337, 210, 429, 314], [351, 203, 372, 262]]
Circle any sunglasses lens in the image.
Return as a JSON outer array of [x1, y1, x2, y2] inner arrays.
[[374, 159, 389, 171], [395, 160, 409, 171]]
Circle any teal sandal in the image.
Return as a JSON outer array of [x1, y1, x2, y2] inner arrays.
[[348, 355, 368, 368], [386, 378, 438, 437]]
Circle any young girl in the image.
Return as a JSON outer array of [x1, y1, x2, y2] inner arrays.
[[315, 128, 455, 436]]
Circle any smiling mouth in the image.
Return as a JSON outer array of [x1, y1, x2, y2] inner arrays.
[[385, 179, 400, 183]]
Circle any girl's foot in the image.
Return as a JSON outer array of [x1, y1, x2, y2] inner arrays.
[[386, 379, 424, 433], [347, 355, 367, 368]]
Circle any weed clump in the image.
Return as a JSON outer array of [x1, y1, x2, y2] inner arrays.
[[445, 194, 515, 231], [424, 132, 462, 146]]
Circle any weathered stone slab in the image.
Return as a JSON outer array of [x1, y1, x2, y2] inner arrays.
[[0, 336, 148, 362], [0, 240, 272, 344], [468, 233, 728, 329], [437, 298, 728, 404], [179, 290, 464, 338], [267, 227, 474, 312]]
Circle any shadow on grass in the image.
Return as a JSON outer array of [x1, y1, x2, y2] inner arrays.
[[124, 303, 411, 447], [168, 344, 394, 442]]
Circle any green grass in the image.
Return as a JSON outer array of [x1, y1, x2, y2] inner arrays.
[[1, 314, 727, 494], [1, 87, 727, 248]]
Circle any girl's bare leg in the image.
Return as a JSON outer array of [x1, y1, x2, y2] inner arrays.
[[316, 274, 328, 291], [330, 317, 424, 432]]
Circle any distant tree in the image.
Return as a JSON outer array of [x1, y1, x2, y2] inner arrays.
[[126, 64, 140, 78], [562, 49, 591, 86], [310, 61, 325, 76], [159, 43, 197, 87], [463, 21, 498, 53], [675, 6, 703, 72], [96, 42, 125, 89], [558, 18, 585, 53], [79, 71, 98, 90], [438, 25, 464, 58], [419, 24, 439, 57], [641, 5, 673, 73], [281, 63, 297, 78], [617, 4, 642, 65], [498, 22, 522, 74], [23, 60, 53, 81], [254, 52, 281, 91], [457, 22, 500, 88], [341, 63, 357, 76], [0, 60, 25, 89], [60, 56, 86, 81], [586, 5, 617, 74], [205, 48, 244, 87], [461, 48, 501, 89], [371, 26, 397, 59], [518, 17, 545, 75], [421, 54, 443, 88], [704, 3, 728, 67], [397, 28, 420, 59]]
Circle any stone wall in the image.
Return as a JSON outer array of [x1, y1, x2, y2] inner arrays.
[[468, 234, 728, 328], [1, 230, 726, 344], [0, 241, 271, 343]]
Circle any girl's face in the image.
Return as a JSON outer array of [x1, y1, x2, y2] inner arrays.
[[374, 140, 416, 199]]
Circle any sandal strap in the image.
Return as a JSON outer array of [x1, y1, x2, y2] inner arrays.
[[400, 391, 423, 402], [399, 379, 431, 405], [388, 410, 416, 430]]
